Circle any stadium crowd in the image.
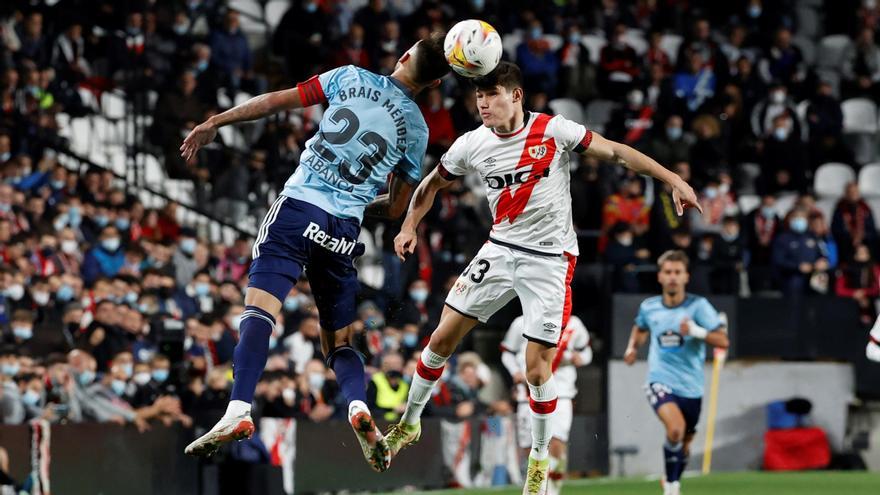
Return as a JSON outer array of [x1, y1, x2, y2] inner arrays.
[[1, 0, 880, 462]]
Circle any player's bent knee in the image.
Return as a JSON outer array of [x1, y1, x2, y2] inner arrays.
[[667, 427, 685, 443], [244, 287, 282, 315]]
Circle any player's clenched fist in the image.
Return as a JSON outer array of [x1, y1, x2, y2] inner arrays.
[[394, 229, 418, 261], [623, 346, 637, 365]]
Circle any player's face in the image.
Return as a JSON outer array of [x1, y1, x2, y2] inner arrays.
[[657, 261, 689, 295], [475, 85, 521, 128]]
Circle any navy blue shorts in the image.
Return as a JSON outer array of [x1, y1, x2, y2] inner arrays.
[[645, 382, 703, 434], [248, 196, 364, 331]]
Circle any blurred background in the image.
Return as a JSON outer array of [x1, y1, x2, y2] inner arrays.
[[0, 0, 879, 493]]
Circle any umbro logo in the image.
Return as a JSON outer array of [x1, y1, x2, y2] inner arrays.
[[482, 156, 497, 165]]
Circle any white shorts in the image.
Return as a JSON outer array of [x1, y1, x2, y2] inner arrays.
[[516, 398, 574, 448], [445, 241, 576, 346]]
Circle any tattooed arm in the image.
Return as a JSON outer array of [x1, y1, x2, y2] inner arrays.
[[364, 174, 416, 220]]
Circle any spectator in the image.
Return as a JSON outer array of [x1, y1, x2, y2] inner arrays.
[[82, 226, 125, 286], [150, 71, 206, 179], [331, 23, 370, 69], [710, 215, 745, 294], [600, 176, 649, 252], [15, 12, 48, 66], [750, 82, 801, 139], [273, 0, 330, 82], [516, 20, 560, 96], [293, 359, 336, 422], [693, 174, 738, 233], [688, 114, 726, 185], [3, 309, 35, 354], [672, 50, 716, 118], [604, 222, 651, 293], [675, 18, 728, 77], [772, 209, 830, 295], [842, 27, 880, 100], [757, 27, 805, 90], [209, 9, 265, 95], [286, 315, 321, 374], [758, 113, 808, 194], [606, 89, 653, 146], [354, 0, 393, 45], [420, 87, 455, 159], [832, 182, 879, 262], [810, 213, 839, 271], [647, 115, 691, 168], [557, 23, 596, 102], [835, 244, 880, 324], [649, 162, 692, 254], [367, 352, 408, 422], [598, 23, 640, 100], [393, 279, 431, 327], [172, 227, 201, 287]]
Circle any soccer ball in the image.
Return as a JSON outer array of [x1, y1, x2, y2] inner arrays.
[[444, 19, 503, 78]]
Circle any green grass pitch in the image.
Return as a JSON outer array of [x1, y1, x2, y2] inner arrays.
[[383, 471, 880, 495]]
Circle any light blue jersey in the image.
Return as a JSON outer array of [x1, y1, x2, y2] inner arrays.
[[634, 294, 723, 398], [282, 65, 428, 221]]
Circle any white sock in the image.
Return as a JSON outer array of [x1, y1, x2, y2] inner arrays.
[[401, 347, 448, 425], [348, 399, 369, 417], [527, 377, 557, 461], [224, 400, 251, 419]]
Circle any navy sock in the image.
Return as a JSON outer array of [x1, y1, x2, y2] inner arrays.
[[327, 346, 367, 405], [230, 306, 275, 403], [677, 452, 689, 479], [664, 441, 683, 483]]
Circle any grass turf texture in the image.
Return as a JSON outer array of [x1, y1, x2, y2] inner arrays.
[[381, 471, 880, 495]]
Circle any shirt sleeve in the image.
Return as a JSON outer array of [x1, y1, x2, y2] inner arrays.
[[634, 303, 649, 331], [501, 316, 525, 353], [568, 317, 590, 351], [550, 115, 592, 153], [437, 134, 472, 180], [694, 297, 723, 331], [297, 65, 350, 107]]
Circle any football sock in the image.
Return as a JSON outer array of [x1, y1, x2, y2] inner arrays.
[[327, 345, 368, 405], [677, 452, 689, 479], [401, 346, 448, 425], [229, 306, 274, 405], [528, 377, 557, 461], [664, 441, 684, 483]]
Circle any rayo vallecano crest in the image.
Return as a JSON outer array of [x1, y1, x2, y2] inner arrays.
[[528, 144, 547, 159]]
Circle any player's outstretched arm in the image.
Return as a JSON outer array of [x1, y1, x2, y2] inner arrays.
[[393, 166, 454, 260], [180, 88, 304, 164], [364, 174, 415, 220], [582, 132, 702, 216]]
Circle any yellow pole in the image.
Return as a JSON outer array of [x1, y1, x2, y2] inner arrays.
[[702, 347, 726, 475]]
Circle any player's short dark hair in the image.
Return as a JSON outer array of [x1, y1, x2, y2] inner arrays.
[[473, 61, 523, 92], [411, 32, 449, 85], [657, 250, 690, 269]]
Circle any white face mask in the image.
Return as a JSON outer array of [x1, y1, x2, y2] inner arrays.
[[770, 90, 786, 104], [33, 291, 50, 306], [133, 372, 151, 386], [5, 284, 24, 301], [61, 239, 78, 254], [282, 387, 296, 402]]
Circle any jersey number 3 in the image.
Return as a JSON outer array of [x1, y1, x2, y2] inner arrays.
[[463, 259, 491, 284], [313, 108, 388, 185]]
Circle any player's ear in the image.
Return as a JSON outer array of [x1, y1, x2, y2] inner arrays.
[[428, 79, 442, 89], [512, 87, 524, 103]]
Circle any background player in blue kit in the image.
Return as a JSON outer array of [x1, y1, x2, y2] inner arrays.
[[178, 33, 449, 472], [623, 250, 729, 495]]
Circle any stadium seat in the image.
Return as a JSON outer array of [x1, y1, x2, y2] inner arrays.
[[265, 0, 289, 32], [842, 98, 878, 133], [869, 199, 880, 223], [814, 69, 841, 97], [858, 162, 880, 198], [229, 0, 262, 19], [792, 36, 816, 66], [817, 35, 852, 69], [137, 153, 167, 185], [544, 34, 563, 52], [622, 30, 647, 55], [660, 33, 683, 65], [795, 7, 821, 39], [581, 34, 606, 64], [549, 98, 586, 124], [774, 193, 799, 218], [816, 197, 837, 221], [585, 99, 618, 133], [738, 194, 761, 215], [502, 30, 523, 61], [101, 92, 127, 121], [68, 117, 92, 155], [814, 162, 856, 198]]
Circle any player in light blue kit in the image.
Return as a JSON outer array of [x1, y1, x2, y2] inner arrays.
[[623, 250, 729, 495], [178, 33, 449, 471]]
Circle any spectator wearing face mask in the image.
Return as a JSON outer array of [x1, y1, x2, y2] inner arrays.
[[394, 279, 431, 327], [367, 352, 408, 422], [172, 227, 200, 287], [287, 316, 322, 375], [558, 23, 596, 102], [420, 87, 455, 160], [710, 215, 745, 294], [604, 222, 651, 293], [3, 310, 35, 355], [81, 226, 125, 286], [810, 214, 838, 271], [771, 209, 830, 296], [17, 373, 47, 421], [758, 113, 808, 194], [692, 174, 738, 233], [292, 359, 337, 422], [750, 82, 802, 139], [517, 19, 561, 96], [600, 176, 650, 253], [173, 271, 214, 319], [647, 115, 691, 167], [606, 89, 653, 146], [599, 23, 640, 100]]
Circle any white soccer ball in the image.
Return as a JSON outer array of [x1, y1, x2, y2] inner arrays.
[[444, 19, 503, 78]]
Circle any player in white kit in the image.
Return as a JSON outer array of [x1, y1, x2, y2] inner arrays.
[[867, 315, 880, 362], [502, 315, 592, 495], [384, 62, 702, 495]]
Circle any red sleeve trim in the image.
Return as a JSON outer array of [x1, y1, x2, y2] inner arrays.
[[296, 75, 327, 107], [437, 163, 460, 181], [574, 130, 593, 153]]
